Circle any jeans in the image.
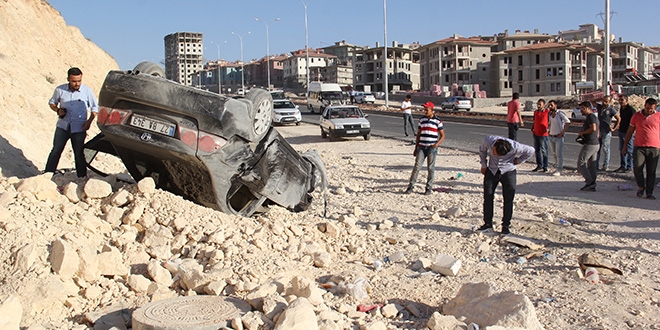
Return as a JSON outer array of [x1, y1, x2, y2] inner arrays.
[[548, 136, 564, 172], [577, 144, 599, 187], [632, 147, 660, 196], [407, 146, 437, 191], [403, 113, 416, 136], [533, 135, 548, 170], [483, 169, 516, 228], [597, 130, 612, 169], [618, 131, 634, 170], [507, 123, 519, 141], [45, 127, 87, 177]]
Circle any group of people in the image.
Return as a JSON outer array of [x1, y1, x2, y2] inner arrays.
[[402, 92, 659, 234]]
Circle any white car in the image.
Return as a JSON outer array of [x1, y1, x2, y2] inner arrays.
[[319, 105, 371, 141], [354, 92, 376, 104], [272, 99, 302, 125], [440, 96, 472, 111]]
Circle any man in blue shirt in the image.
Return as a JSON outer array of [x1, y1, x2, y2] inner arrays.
[[45, 67, 98, 178], [477, 135, 534, 234]]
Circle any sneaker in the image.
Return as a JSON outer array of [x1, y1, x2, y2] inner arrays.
[[404, 187, 413, 194], [623, 168, 632, 173], [424, 189, 432, 195], [599, 167, 608, 172], [501, 226, 511, 235], [542, 168, 548, 173], [552, 171, 561, 177], [532, 167, 540, 172], [476, 224, 493, 232], [613, 167, 626, 173], [580, 184, 596, 192], [647, 195, 656, 200]]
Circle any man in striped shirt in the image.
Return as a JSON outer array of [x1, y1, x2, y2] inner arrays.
[[404, 101, 445, 195]]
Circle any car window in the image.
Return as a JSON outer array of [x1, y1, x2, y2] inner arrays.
[[330, 110, 340, 119], [270, 91, 286, 99], [273, 101, 294, 109]]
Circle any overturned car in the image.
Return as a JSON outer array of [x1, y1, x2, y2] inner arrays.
[[85, 65, 327, 217]]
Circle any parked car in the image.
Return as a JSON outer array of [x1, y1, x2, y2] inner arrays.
[[272, 99, 302, 125], [571, 108, 585, 119], [319, 105, 371, 141], [441, 96, 472, 111], [83, 65, 327, 217], [269, 90, 287, 100], [354, 92, 376, 104]]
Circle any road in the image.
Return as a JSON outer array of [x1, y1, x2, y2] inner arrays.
[[300, 110, 624, 172]]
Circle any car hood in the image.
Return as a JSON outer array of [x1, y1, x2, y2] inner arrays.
[[328, 118, 369, 125]]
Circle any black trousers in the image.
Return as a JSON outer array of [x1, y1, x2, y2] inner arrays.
[[483, 169, 516, 228], [507, 123, 519, 141], [45, 127, 87, 177]]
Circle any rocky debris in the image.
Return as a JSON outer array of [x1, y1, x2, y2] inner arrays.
[[443, 283, 544, 330], [0, 295, 22, 330]]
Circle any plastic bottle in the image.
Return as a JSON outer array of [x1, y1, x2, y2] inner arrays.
[[585, 267, 600, 284]]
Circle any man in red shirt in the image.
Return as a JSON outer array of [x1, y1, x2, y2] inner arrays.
[[622, 98, 660, 199], [507, 93, 524, 140], [531, 99, 550, 172]]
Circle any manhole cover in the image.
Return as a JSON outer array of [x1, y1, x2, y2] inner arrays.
[[132, 296, 252, 330]]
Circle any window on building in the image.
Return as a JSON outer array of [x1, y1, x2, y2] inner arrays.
[[558, 67, 563, 76], [445, 75, 449, 83], [547, 68, 552, 76], [534, 69, 539, 79], [536, 54, 540, 64], [444, 47, 448, 55], [504, 81, 508, 88], [536, 84, 540, 93], [556, 52, 560, 61], [550, 83, 555, 92], [556, 82, 561, 91], [518, 70, 523, 81], [504, 69, 508, 76], [518, 55, 523, 66], [519, 85, 523, 93], [552, 68, 557, 76], [504, 57, 508, 64]]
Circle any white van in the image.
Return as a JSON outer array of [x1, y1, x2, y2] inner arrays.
[[306, 82, 346, 113]]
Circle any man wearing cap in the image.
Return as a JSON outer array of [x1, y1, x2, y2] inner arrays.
[[400, 94, 416, 137], [404, 101, 445, 195], [477, 135, 534, 235]]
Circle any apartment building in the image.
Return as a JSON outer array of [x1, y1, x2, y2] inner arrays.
[[164, 32, 204, 86], [321, 40, 364, 87], [353, 41, 420, 93], [246, 54, 287, 89], [496, 42, 603, 97], [282, 49, 337, 89], [557, 24, 602, 43], [493, 29, 555, 52], [586, 40, 659, 84], [192, 61, 243, 94], [417, 35, 496, 95]]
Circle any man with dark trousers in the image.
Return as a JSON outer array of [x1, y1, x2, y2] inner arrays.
[[477, 135, 534, 235]]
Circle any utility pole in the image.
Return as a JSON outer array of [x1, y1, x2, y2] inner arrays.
[[383, 0, 389, 109]]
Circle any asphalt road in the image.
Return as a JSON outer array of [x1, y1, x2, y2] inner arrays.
[[300, 109, 625, 172]]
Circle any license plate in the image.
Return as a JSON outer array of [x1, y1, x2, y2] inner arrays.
[[346, 130, 359, 134], [282, 117, 295, 122], [130, 115, 175, 137]]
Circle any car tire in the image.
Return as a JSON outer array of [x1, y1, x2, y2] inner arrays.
[[329, 131, 336, 142], [245, 89, 273, 141], [453, 106, 458, 111], [363, 133, 370, 141], [321, 129, 327, 138], [132, 61, 165, 77], [296, 121, 301, 126]]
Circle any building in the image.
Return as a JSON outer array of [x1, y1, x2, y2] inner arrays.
[[321, 40, 365, 88], [353, 41, 420, 93], [246, 54, 287, 89], [493, 29, 556, 52], [282, 49, 337, 89], [558, 24, 603, 43], [495, 42, 603, 97], [418, 35, 496, 95], [192, 61, 244, 94], [164, 32, 204, 86]]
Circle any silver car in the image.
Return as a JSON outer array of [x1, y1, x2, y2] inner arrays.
[[441, 96, 472, 111], [319, 105, 371, 141], [354, 92, 376, 104], [272, 99, 302, 125]]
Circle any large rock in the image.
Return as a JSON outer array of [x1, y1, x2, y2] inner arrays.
[[84, 178, 113, 199], [273, 297, 318, 330], [48, 239, 79, 280], [97, 247, 128, 277], [427, 311, 466, 330], [442, 283, 544, 330], [0, 295, 22, 330], [16, 173, 60, 202], [290, 276, 324, 306]]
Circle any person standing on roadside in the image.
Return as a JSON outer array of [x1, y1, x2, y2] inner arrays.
[[45, 67, 98, 178], [614, 94, 636, 173], [531, 99, 550, 172], [592, 95, 620, 171], [477, 135, 534, 235], [401, 94, 416, 137], [576, 101, 600, 191], [404, 101, 445, 195], [622, 98, 660, 200], [507, 92, 524, 140], [547, 100, 570, 176]]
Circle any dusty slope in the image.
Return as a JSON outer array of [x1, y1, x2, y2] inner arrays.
[[0, 0, 118, 178]]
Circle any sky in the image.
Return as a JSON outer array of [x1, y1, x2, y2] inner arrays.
[[47, 0, 660, 71]]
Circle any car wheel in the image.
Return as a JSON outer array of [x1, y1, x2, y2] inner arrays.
[[363, 133, 370, 141], [321, 128, 327, 138], [296, 121, 301, 126], [132, 61, 165, 77], [466, 108, 471, 112], [245, 89, 273, 140], [329, 131, 336, 142], [453, 106, 458, 111]]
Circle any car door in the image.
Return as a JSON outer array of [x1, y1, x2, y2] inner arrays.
[[319, 107, 331, 132]]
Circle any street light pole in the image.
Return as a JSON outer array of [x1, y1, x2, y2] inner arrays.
[[231, 31, 250, 92], [300, 0, 311, 97], [255, 17, 280, 90], [383, 0, 389, 108], [210, 41, 226, 94]]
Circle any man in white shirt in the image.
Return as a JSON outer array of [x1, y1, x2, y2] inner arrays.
[[401, 94, 416, 136], [547, 100, 570, 176]]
